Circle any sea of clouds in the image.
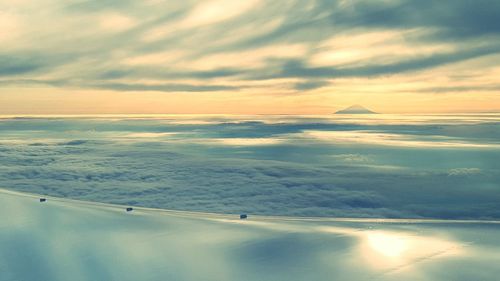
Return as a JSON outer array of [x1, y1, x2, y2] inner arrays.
[[1, 114, 500, 219]]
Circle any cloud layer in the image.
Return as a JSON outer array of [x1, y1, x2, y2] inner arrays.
[[1, 115, 500, 219]]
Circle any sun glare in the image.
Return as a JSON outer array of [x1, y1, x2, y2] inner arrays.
[[366, 232, 409, 258]]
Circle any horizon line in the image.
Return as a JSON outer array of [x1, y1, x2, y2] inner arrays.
[[1, 111, 500, 117]]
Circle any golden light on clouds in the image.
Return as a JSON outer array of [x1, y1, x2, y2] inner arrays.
[[0, 0, 499, 114]]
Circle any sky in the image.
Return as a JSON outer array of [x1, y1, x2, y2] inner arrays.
[[1, 0, 500, 114]]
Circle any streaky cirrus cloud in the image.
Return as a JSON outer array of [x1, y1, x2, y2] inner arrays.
[[0, 0, 499, 113]]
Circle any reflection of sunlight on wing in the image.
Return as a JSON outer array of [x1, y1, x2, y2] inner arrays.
[[360, 230, 464, 269], [366, 232, 409, 258]]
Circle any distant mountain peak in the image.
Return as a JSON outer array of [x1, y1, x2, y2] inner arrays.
[[335, 105, 377, 114]]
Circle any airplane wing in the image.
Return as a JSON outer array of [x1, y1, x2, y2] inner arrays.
[[1, 189, 499, 281]]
